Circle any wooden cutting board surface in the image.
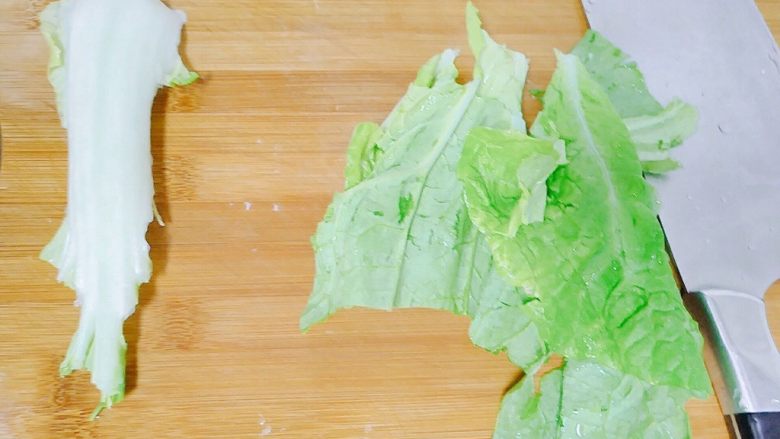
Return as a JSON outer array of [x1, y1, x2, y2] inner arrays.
[[2, 0, 780, 437]]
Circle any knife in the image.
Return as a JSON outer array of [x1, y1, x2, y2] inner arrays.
[[581, 0, 780, 437]]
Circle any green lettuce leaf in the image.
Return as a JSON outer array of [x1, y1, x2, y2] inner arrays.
[[495, 367, 563, 439], [300, 3, 548, 372], [304, 5, 708, 438], [623, 100, 697, 174], [460, 50, 710, 396], [570, 31, 662, 118], [457, 127, 564, 236], [572, 30, 697, 173], [495, 360, 692, 439], [343, 122, 383, 189]]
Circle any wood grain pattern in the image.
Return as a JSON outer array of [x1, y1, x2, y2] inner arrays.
[[1, 1, 778, 437]]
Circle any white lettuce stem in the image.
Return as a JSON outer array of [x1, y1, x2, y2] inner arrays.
[[39, 0, 197, 418]]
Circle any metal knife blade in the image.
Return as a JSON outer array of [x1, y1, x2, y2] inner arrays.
[[580, 0, 780, 432]]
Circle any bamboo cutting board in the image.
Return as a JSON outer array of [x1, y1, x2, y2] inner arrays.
[[2, 1, 780, 437]]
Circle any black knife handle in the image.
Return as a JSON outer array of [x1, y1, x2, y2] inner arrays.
[[727, 412, 780, 439]]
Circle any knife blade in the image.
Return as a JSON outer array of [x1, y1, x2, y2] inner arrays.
[[580, 0, 780, 437]]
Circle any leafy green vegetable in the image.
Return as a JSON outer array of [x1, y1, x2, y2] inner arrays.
[[301, 2, 548, 372], [495, 366, 564, 439], [495, 360, 692, 439], [303, 4, 709, 438], [457, 128, 564, 235], [460, 51, 710, 396], [304, 15, 502, 314], [570, 31, 662, 119], [623, 100, 698, 174], [344, 122, 383, 189], [40, 0, 197, 418], [572, 30, 698, 173], [482, 32, 709, 439]]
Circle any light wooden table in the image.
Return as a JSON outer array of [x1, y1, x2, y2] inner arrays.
[[2, 1, 779, 437]]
